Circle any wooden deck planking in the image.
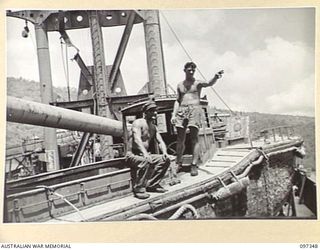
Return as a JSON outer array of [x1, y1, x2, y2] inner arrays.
[[47, 161, 232, 223], [220, 148, 252, 152], [198, 166, 226, 175], [205, 148, 253, 169], [47, 169, 223, 223], [47, 145, 259, 223], [204, 162, 235, 168], [216, 151, 249, 157], [209, 156, 241, 163]]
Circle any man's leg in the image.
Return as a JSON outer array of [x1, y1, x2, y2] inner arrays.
[[176, 127, 187, 171], [125, 153, 153, 199], [189, 126, 200, 176], [147, 155, 170, 192]]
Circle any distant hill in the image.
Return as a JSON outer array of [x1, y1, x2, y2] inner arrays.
[[6, 77, 316, 173], [7, 77, 78, 102], [247, 111, 315, 172], [209, 107, 315, 172]]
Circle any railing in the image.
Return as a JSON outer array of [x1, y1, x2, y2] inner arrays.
[[5, 151, 44, 180], [5, 168, 132, 223], [5, 142, 126, 181], [259, 126, 296, 144], [6, 140, 44, 157]]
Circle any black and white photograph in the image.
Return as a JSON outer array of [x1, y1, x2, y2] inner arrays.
[[3, 6, 317, 230]]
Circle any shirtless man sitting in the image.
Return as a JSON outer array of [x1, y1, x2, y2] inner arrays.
[[171, 62, 224, 176], [125, 101, 170, 199]]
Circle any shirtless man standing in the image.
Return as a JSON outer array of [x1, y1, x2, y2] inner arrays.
[[171, 62, 224, 176], [125, 101, 170, 199]]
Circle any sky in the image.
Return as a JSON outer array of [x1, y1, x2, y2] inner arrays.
[[6, 8, 315, 116]]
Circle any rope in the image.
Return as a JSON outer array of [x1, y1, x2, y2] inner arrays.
[[257, 148, 269, 163], [37, 185, 87, 222], [60, 38, 71, 101], [127, 214, 158, 220], [167, 84, 177, 94], [127, 203, 199, 220], [168, 204, 199, 219], [65, 40, 71, 101], [160, 12, 193, 63], [60, 39, 69, 97], [160, 11, 235, 115]]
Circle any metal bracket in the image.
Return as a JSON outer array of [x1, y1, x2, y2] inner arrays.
[[7, 10, 54, 25]]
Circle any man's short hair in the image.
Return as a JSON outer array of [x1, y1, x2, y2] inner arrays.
[[184, 62, 197, 70], [142, 101, 157, 113]]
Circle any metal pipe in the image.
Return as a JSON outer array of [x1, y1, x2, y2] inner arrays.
[[7, 96, 123, 137], [34, 23, 59, 171], [236, 155, 265, 179]]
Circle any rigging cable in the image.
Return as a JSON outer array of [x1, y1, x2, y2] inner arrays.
[[160, 11, 235, 115], [60, 38, 71, 101], [65, 41, 71, 101]]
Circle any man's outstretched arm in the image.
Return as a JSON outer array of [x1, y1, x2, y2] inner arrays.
[[200, 70, 224, 87]]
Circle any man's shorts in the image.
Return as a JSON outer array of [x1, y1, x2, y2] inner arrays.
[[175, 105, 203, 130]]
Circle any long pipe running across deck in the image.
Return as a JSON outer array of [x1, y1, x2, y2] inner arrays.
[[7, 96, 123, 137]]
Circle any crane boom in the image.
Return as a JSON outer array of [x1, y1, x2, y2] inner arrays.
[[7, 96, 123, 137]]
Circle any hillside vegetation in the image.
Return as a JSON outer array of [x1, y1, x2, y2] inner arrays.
[[6, 77, 316, 172], [247, 112, 315, 172]]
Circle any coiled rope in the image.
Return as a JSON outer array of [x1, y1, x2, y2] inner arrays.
[[127, 203, 199, 220]]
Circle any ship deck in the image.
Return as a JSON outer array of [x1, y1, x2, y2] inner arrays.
[[47, 136, 304, 223]]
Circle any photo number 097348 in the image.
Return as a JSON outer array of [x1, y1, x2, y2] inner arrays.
[[300, 244, 318, 249]]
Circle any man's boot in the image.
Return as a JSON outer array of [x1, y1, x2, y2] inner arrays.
[[190, 164, 198, 176], [133, 187, 150, 199]]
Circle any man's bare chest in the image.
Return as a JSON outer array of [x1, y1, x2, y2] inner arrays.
[[179, 81, 199, 94], [140, 124, 156, 141]]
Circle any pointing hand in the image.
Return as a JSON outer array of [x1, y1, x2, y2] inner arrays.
[[216, 70, 224, 79]]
